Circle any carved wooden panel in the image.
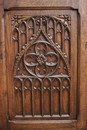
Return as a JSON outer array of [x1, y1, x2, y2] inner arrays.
[[6, 10, 77, 120]]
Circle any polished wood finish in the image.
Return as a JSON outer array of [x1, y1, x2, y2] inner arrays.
[[0, 0, 87, 130], [6, 10, 77, 121]]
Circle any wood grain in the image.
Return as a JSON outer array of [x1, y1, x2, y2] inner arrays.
[[4, 0, 79, 10], [0, 6, 8, 130], [0, 0, 87, 130], [77, 0, 87, 129]]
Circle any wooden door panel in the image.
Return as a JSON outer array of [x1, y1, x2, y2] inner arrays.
[[6, 10, 77, 129]]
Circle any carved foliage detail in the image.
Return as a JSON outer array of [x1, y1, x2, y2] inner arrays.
[[12, 15, 71, 63], [12, 15, 71, 118]]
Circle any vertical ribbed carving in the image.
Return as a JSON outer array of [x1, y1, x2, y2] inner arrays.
[[14, 78, 22, 115], [24, 78, 32, 115], [33, 79, 41, 115], [62, 78, 70, 115], [21, 22, 27, 49], [12, 15, 71, 119], [12, 28, 19, 59]]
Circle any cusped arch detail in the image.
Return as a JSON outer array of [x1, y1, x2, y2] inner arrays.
[[13, 28, 71, 77]]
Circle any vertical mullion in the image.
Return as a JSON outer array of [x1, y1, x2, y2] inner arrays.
[[46, 18, 49, 34], [34, 19, 36, 34], [26, 21, 28, 45], [69, 81, 71, 117], [62, 25, 65, 52], [18, 25, 21, 52], [22, 79, 25, 116], [32, 79, 34, 116], [60, 79, 62, 116], [41, 79, 43, 117], [51, 79, 53, 116], [54, 20, 56, 43], [40, 17, 43, 28]]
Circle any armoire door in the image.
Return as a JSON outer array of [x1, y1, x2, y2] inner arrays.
[[5, 10, 77, 130]]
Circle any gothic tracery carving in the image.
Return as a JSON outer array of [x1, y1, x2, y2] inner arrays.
[[12, 15, 71, 118]]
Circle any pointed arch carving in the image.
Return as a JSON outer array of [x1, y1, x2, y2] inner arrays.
[[11, 15, 72, 118], [14, 29, 70, 76]]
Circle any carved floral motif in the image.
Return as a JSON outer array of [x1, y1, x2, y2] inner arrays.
[[12, 15, 71, 118], [24, 41, 59, 77]]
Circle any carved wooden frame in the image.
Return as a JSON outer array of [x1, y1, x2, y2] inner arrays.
[[0, 0, 87, 130], [6, 10, 77, 121]]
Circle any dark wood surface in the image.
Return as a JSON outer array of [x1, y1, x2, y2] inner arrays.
[[0, 0, 87, 130], [6, 10, 77, 121]]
